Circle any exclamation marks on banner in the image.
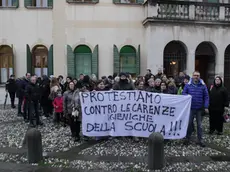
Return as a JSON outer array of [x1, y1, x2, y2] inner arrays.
[[168, 120, 182, 136]]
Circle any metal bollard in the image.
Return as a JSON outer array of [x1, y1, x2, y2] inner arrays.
[[26, 128, 43, 163], [148, 132, 165, 170]]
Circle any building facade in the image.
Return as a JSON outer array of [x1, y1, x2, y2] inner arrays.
[[1, 0, 230, 90]]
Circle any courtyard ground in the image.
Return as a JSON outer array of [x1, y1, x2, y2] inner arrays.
[[0, 94, 230, 171]]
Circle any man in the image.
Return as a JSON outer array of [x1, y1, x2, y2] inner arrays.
[[17, 73, 30, 120], [155, 68, 163, 79], [182, 71, 209, 147], [113, 72, 135, 90], [5, 75, 17, 109], [25, 76, 43, 127]]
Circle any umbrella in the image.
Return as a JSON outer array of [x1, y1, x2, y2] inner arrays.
[[4, 92, 8, 109]]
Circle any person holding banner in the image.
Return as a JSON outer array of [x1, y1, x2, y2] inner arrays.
[[182, 71, 209, 147], [63, 81, 78, 140]]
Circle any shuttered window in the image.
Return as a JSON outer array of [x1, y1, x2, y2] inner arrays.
[[113, 0, 144, 4], [24, 0, 53, 8], [66, 0, 99, 4], [0, 0, 19, 8]]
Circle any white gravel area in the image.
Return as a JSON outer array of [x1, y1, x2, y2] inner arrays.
[[79, 138, 224, 157], [0, 109, 83, 152], [0, 153, 229, 172]]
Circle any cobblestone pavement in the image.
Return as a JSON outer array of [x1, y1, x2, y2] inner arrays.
[[0, 107, 230, 172]]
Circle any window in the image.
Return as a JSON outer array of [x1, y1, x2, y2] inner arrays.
[[0, 0, 18, 7], [32, 45, 48, 77], [113, 0, 144, 4], [66, 0, 99, 3], [24, 0, 53, 8], [31, 0, 48, 7]]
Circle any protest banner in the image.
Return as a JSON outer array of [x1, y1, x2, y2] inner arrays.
[[80, 90, 192, 139]]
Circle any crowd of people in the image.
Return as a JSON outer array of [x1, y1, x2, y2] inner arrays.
[[4, 68, 229, 146]]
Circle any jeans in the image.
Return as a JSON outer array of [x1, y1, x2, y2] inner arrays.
[[186, 109, 203, 142], [9, 92, 15, 107], [68, 114, 81, 137], [18, 98, 23, 114], [29, 101, 40, 125]]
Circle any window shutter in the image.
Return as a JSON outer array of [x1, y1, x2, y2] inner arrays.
[[67, 45, 75, 78], [92, 0, 99, 2], [12, 0, 19, 8], [48, 0, 53, 7], [48, 44, 53, 76], [136, 45, 140, 75], [26, 44, 32, 74], [24, 0, 32, 7], [113, 45, 120, 74], [113, 0, 120, 3], [92, 45, 99, 78], [136, 0, 144, 4]]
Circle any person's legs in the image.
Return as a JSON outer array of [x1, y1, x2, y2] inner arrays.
[[9, 92, 16, 108], [209, 110, 215, 134], [29, 101, 34, 126], [34, 102, 42, 125], [18, 98, 23, 115], [216, 111, 224, 134], [196, 110, 205, 147], [68, 114, 75, 137], [186, 110, 195, 141]]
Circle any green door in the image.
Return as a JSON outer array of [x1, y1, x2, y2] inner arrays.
[[75, 53, 92, 77]]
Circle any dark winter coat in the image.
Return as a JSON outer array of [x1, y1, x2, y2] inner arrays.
[[40, 76, 50, 105], [146, 86, 160, 93], [113, 79, 135, 90], [5, 78, 17, 93], [25, 82, 41, 102], [209, 77, 229, 112], [168, 86, 178, 95], [16, 78, 29, 98]]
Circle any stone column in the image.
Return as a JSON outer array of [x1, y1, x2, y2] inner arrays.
[[215, 47, 225, 78], [186, 49, 195, 76], [53, 0, 67, 77]]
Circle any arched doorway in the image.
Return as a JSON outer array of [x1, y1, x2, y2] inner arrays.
[[0, 45, 13, 83], [224, 45, 230, 98], [74, 45, 92, 77], [32, 45, 48, 77], [163, 41, 187, 78], [195, 42, 216, 86], [120, 45, 136, 76]]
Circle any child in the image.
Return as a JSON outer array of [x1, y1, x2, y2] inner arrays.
[[52, 89, 63, 125]]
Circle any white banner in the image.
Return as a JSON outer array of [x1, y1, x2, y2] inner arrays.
[[80, 90, 192, 139]]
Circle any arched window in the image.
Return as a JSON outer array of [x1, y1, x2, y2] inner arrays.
[[195, 42, 216, 85], [120, 45, 136, 76], [32, 45, 48, 77], [74, 45, 92, 77], [163, 41, 187, 78], [0, 45, 13, 83]]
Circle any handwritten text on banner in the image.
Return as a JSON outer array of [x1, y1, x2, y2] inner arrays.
[[80, 90, 192, 139]]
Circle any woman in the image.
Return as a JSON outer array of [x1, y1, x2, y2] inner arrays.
[[177, 76, 190, 95], [168, 81, 178, 94], [136, 81, 145, 90], [40, 75, 52, 117], [154, 78, 161, 93], [160, 82, 168, 94], [63, 82, 77, 140], [209, 76, 229, 135]]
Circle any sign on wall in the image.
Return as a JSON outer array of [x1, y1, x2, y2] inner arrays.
[[80, 90, 191, 139]]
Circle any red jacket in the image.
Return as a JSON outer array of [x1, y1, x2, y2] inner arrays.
[[53, 97, 63, 113]]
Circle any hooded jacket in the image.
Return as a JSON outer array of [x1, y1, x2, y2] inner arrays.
[[182, 78, 209, 110], [209, 76, 229, 111]]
